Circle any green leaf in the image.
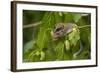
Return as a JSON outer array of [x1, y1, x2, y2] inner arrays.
[[42, 12, 55, 29], [40, 51, 45, 60], [63, 13, 81, 23], [35, 51, 40, 56], [54, 42, 64, 60], [73, 14, 81, 23], [27, 50, 37, 62], [36, 12, 55, 50], [36, 28, 48, 49], [75, 50, 90, 59], [59, 12, 63, 16], [68, 27, 80, 46], [64, 40, 70, 50], [63, 51, 72, 60], [27, 50, 45, 62], [63, 12, 74, 23], [54, 12, 62, 23], [42, 12, 51, 23], [45, 48, 56, 61], [77, 17, 91, 50], [24, 40, 34, 52]]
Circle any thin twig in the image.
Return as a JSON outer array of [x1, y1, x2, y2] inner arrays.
[[23, 21, 42, 29], [78, 25, 91, 28]]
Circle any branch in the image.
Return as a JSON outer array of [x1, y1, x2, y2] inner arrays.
[[78, 25, 91, 28], [23, 21, 42, 29], [23, 21, 91, 29]]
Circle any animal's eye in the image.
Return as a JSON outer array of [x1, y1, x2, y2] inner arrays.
[[56, 27, 62, 32]]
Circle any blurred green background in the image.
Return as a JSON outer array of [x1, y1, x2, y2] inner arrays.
[[23, 10, 91, 62]]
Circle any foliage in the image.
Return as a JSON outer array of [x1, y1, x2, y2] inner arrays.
[[23, 10, 91, 62]]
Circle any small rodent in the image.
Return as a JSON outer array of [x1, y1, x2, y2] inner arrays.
[[51, 23, 75, 40]]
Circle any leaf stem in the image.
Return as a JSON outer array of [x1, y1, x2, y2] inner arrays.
[[78, 25, 91, 29]]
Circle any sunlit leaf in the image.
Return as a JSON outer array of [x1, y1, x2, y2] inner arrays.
[[40, 51, 45, 60], [64, 40, 70, 50], [68, 27, 80, 46], [59, 12, 63, 16]]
